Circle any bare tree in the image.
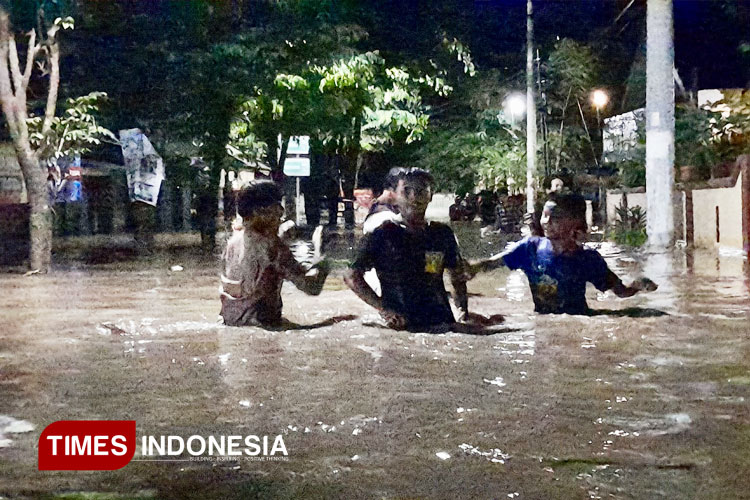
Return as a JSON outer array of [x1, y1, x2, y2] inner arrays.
[[0, 8, 71, 272]]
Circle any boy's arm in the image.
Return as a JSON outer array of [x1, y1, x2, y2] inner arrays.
[[606, 270, 658, 298], [343, 268, 383, 311], [343, 268, 406, 329], [448, 263, 470, 322], [467, 237, 534, 278], [467, 253, 507, 277], [282, 245, 330, 296], [442, 226, 471, 321]]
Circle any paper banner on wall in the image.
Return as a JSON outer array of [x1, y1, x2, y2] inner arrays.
[[119, 128, 165, 206]]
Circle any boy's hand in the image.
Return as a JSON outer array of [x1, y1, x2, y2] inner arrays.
[[278, 220, 296, 241], [380, 309, 407, 330], [457, 311, 505, 326], [633, 277, 658, 292], [314, 257, 331, 276]]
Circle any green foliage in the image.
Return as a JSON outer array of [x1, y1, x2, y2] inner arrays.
[[227, 46, 458, 169], [543, 39, 601, 173], [674, 103, 719, 172], [609, 204, 647, 247], [54, 16, 75, 30], [414, 100, 528, 195], [443, 37, 476, 77], [603, 113, 646, 187], [619, 159, 646, 188], [710, 91, 750, 162], [546, 39, 597, 98], [26, 92, 117, 166]]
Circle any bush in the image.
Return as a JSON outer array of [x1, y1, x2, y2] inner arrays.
[[609, 204, 647, 247]]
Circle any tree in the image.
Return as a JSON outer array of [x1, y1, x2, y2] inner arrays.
[[414, 76, 527, 196], [0, 8, 113, 272], [226, 44, 463, 222], [542, 39, 600, 173]]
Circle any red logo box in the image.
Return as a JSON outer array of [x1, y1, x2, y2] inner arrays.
[[38, 420, 136, 470]]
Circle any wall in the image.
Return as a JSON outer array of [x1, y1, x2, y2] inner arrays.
[[692, 171, 744, 249], [605, 188, 684, 240], [606, 189, 647, 225]]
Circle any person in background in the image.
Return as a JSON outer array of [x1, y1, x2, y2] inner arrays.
[[528, 176, 567, 237], [362, 167, 408, 234]]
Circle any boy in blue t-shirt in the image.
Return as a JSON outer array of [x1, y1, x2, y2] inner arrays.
[[470, 193, 657, 314]]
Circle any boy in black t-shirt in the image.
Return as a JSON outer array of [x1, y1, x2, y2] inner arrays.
[[345, 169, 470, 330]]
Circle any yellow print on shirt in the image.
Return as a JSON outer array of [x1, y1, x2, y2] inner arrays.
[[424, 251, 444, 274], [536, 274, 559, 305]]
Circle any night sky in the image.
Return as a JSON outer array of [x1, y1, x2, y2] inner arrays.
[[470, 0, 748, 89]]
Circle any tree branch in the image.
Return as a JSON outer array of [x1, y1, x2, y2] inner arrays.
[[0, 8, 36, 164], [554, 86, 573, 171], [0, 10, 20, 139], [8, 35, 23, 94], [22, 29, 37, 91], [41, 33, 59, 135]]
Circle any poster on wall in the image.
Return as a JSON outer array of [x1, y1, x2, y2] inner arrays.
[[119, 128, 165, 206]]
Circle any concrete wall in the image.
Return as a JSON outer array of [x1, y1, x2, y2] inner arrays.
[[692, 171, 744, 249], [606, 188, 684, 241], [606, 189, 647, 225]]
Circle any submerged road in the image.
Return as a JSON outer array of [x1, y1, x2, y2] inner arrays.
[[0, 236, 748, 499]]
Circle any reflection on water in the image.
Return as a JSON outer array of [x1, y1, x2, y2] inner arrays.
[[642, 251, 677, 312]]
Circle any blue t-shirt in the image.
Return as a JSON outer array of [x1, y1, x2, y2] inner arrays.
[[352, 221, 460, 328], [501, 236, 612, 314]]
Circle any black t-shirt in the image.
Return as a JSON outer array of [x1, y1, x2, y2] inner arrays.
[[352, 221, 460, 328]]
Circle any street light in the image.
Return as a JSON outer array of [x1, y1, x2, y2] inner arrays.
[[590, 89, 609, 229], [590, 88, 609, 153], [591, 89, 609, 110], [504, 93, 526, 125]]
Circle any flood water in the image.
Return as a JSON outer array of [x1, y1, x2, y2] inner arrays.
[[0, 228, 749, 499]]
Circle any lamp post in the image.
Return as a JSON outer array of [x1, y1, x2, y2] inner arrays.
[[525, 0, 537, 215], [590, 89, 609, 159], [590, 89, 609, 229]]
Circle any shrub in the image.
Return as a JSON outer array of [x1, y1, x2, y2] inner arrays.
[[609, 204, 647, 247]]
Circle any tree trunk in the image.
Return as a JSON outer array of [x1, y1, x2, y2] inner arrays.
[[18, 154, 52, 272]]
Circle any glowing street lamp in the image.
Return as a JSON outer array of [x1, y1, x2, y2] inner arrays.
[[504, 93, 526, 124], [590, 89, 609, 223], [591, 89, 609, 110]]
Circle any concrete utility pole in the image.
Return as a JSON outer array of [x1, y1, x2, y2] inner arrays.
[[645, 0, 675, 249], [526, 0, 537, 214]]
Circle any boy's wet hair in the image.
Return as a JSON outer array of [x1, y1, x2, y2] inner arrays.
[[404, 167, 434, 187], [236, 180, 282, 218], [384, 167, 408, 191], [544, 192, 586, 223]]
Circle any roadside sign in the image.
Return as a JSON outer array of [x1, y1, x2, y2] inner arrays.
[[283, 157, 310, 176], [283, 135, 310, 177], [287, 136, 309, 155]]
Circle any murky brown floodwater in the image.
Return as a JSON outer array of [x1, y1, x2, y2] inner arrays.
[[1, 229, 749, 499]]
